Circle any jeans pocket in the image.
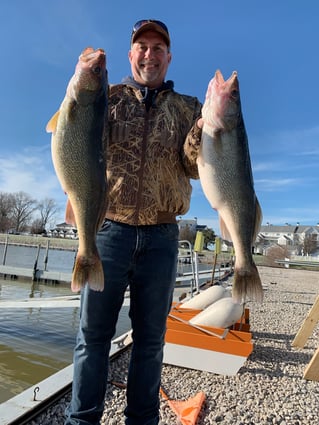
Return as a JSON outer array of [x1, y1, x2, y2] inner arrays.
[[100, 219, 112, 231]]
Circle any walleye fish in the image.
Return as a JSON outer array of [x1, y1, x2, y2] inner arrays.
[[46, 47, 107, 292], [198, 70, 263, 302]]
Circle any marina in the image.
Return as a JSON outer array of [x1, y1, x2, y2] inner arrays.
[[1, 238, 318, 424], [1, 266, 319, 424]]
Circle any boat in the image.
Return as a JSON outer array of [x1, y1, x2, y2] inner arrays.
[[164, 302, 252, 376]]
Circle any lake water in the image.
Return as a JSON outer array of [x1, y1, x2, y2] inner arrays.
[[0, 245, 131, 404], [0, 242, 77, 273]]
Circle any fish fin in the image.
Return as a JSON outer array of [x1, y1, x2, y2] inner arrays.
[[71, 251, 104, 292], [219, 216, 232, 242], [65, 199, 77, 227], [232, 263, 263, 303], [253, 197, 263, 241], [46, 110, 60, 133]]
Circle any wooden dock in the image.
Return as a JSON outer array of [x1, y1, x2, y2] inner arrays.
[[1, 237, 73, 283], [0, 264, 219, 286], [0, 265, 72, 283]]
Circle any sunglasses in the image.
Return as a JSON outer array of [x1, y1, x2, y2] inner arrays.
[[132, 19, 169, 36]]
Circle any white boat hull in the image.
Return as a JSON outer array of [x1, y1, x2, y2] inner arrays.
[[164, 342, 249, 376]]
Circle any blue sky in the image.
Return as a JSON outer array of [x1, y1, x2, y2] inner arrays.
[[0, 0, 318, 233]]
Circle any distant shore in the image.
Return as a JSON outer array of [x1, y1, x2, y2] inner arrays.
[[3, 233, 313, 271], [0, 233, 78, 251]]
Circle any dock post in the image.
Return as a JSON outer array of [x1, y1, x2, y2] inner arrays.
[[2, 235, 8, 265], [32, 244, 41, 281], [44, 240, 50, 271]]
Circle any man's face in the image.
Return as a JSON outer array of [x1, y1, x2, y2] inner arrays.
[[129, 30, 172, 89]]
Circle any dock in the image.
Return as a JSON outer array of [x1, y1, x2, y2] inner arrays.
[[0, 264, 72, 283], [1, 236, 75, 283]]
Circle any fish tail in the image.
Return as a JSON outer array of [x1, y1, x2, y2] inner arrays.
[[232, 263, 263, 303], [71, 252, 104, 292]]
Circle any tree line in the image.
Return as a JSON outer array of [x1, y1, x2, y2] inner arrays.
[[0, 191, 60, 234], [0, 190, 217, 246]]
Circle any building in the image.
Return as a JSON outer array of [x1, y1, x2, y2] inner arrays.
[[177, 218, 197, 233], [177, 218, 209, 233], [47, 222, 78, 239], [257, 224, 319, 253]]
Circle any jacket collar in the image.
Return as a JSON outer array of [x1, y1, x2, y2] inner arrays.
[[121, 76, 174, 92], [121, 77, 174, 110]]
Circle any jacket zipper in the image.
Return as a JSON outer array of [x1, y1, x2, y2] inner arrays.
[[133, 109, 149, 224]]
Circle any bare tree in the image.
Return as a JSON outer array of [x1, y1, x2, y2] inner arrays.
[[0, 192, 15, 232], [11, 191, 37, 233], [37, 198, 60, 231], [302, 234, 317, 255], [265, 244, 289, 267], [179, 226, 196, 245]]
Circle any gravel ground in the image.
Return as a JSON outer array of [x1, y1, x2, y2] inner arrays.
[[27, 266, 319, 425]]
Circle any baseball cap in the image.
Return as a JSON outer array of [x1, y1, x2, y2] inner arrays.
[[131, 19, 170, 48]]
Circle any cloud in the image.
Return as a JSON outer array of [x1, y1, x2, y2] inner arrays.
[[0, 145, 63, 203], [255, 177, 302, 191]]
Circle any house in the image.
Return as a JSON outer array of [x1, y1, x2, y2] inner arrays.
[[295, 225, 319, 245], [48, 222, 78, 239], [257, 224, 319, 250], [177, 218, 197, 233]]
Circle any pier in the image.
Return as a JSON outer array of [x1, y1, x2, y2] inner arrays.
[[0, 236, 231, 286], [0, 235, 75, 283], [0, 264, 72, 283]]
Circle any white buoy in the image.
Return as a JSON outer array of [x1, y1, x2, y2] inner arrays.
[[189, 297, 244, 328], [180, 285, 228, 310]]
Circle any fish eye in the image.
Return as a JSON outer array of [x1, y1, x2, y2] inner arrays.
[[231, 89, 239, 98], [92, 66, 101, 74]]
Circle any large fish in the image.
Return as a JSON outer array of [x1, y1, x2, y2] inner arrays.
[[198, 70, 263, 302], [46, 47, 107, 292]]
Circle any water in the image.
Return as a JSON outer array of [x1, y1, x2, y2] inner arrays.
[[0, 243, 77, 273], [0, 245, 131, 404]]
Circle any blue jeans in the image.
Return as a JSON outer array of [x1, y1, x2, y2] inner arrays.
[[65, 220, 179, 425]]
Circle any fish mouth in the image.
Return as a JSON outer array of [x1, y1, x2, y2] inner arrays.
[[215, 69, 238, 84], [78, 48, 106, 76]]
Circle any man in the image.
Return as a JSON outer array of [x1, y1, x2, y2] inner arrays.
[[65, 19, 203, 425]]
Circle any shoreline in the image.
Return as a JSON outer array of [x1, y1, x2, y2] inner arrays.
[[0, 233, 78, 251]]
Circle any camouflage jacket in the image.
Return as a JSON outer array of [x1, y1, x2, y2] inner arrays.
[[104, 81, 202, 225]]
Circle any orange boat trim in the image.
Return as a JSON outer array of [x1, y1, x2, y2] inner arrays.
[[165, 306, 253, 358]]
